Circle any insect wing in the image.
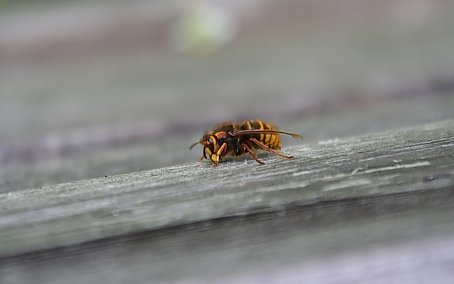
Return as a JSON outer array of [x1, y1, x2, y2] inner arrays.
[[230, 129, 303, 139]]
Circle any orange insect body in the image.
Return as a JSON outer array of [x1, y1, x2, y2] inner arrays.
[[190, 120, 302, 166]]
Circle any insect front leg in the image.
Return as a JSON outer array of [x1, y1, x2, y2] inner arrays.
[[211, 143, 227, 167]]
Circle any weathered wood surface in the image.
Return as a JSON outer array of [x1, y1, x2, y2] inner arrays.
[[1, 1, 454, 282], [1, 120, 453, 283], [2, 0, 454, 193]]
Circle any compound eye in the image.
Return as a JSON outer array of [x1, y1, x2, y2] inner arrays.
[[204, 146, 212, 159]]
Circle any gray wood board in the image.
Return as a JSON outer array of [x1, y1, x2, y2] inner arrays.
[[1, 120, 454, 283], [2, 189, 454, 284], [2, 0, 454, 192], [0, 120, 453, 258], [1, 93, 453, 194]]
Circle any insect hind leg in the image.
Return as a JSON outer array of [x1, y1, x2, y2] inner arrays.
[[241, 143, 265, 165], [249, 138, 294, 160]]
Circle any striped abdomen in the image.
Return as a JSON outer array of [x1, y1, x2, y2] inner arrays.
[[240, 120, 281, 149]]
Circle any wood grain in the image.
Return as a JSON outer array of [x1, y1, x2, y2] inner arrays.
[[1, 120, 453, 258]]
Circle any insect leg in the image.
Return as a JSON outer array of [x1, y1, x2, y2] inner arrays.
[[211, 143, 227, 167], [249, 138, 294, 159], [241, 143, 265, 165], [216, 143, 227, 156]]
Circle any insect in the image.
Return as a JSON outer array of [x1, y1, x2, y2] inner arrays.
[[189, 120, 303, 166]]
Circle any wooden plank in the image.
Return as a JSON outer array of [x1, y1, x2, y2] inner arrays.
[[0, 120, 453, 258], [1, 94, 453, 194], [2, 188, 454, 284], [0, 120, 454, 283], [2, 0, 454, 193]]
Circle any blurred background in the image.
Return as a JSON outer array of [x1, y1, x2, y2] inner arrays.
[[1, 0, 454, 192]]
